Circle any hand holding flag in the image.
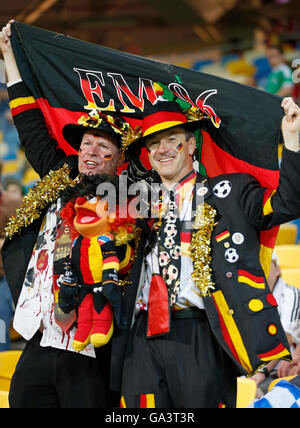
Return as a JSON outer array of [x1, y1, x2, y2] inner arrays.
[[281, 97, 300, 151], [0, 20, 13, 52], [0, 20, 21, 83]]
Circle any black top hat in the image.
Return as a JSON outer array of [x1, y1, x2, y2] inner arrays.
[[63, 111, 126, 152]]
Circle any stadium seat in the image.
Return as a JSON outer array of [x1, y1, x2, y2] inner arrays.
[[236, 377, 257, 408], [281, 268, 300, 289], [276, 223, 298, 246], [0, 351, 22, 391], [0, 376, 11, 392], [0, 390, 9, 408], [268, 376, 297, 392], [0, 350, 22, 374], [275, 223, 298, 246], [274, 245, 300, 269], [9, 325, 22, 342]]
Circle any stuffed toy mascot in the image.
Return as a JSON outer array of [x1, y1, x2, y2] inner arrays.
[[57, 174, 135, 352]]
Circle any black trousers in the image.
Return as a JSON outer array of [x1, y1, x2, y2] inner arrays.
[[121, 310, 240, 408], [9, 331, 112, 408]]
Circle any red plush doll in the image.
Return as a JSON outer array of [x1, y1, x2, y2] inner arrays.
[[58, 174, 135, 352]]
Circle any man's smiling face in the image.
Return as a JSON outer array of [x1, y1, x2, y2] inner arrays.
[[78, 129, 123, 176], [145, 126, 196, 187]]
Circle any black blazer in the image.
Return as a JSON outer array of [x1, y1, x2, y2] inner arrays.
[[111, 147, 300, 391]]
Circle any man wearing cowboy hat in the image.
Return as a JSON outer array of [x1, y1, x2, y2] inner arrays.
[[0, 21, 126, 408], [116, 86, 300, 408]]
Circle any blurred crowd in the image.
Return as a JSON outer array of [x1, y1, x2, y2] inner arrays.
[[0, 82, 39, 352], [0, 82, 39, 189]]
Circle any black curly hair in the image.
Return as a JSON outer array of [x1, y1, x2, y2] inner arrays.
[[60, 173, 119, 207]]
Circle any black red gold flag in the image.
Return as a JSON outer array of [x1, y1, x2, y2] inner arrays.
[[9, 21, 284, 271]]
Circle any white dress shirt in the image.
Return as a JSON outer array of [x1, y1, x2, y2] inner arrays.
[[13, 200, 95, 357]]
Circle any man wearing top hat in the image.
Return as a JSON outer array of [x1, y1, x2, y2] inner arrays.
[[116, 84, 300, 408], [0, 21, 126, 408]]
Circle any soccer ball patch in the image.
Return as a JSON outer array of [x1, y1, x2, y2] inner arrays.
[[164, 223, 177, 238], [213, 180, 232, 198], [170, 245, 181, 259], [225, 248, 239, 263], [165, 211, 177, 223], [163, 265, 179, 286], [159, 251, 170, 267], [164, 237, 175, 249]]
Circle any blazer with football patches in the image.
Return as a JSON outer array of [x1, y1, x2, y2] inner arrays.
[[199, 162, 297, 377], [111, 146, 300, 391]]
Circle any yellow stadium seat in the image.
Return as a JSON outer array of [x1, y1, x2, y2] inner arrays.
[[9, 325, 22, 342], [236, 377, 257, 408], [281, 268, 300, 289], [23, 166, 39, 188], [0, 377, 11, 392], [0, 351, 22, 374], [0, 390, 9, 408], [274, 245, 300, 269], [275, 223, 298, 246], [268, 376, 296, 392], [0, 351, 22, 392]]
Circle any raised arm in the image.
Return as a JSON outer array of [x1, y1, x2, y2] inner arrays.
[[0, 21, 67, 178], [281, 97, 300, 152], [0, 20, 21, 83], [239, 97, 300, 230]]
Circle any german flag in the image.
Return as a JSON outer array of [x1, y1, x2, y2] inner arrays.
[[238, 269, 266, 290], [216, 230, 230, 243], [9, 95, 39, 116], [139, 393, 156, 408], [180, 231, 192, 257], [78, 236, 103, 284], [120, 393, 156, 408], [258, 343, 291, 362]]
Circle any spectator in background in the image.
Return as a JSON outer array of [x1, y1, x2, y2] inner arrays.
[[266, 45, 294, 98], [0, 82, 8, 107], [0, 159, 23, 351], [278, 339, 300, 379], [0, 238, 14, 351], [251, 252, 300, 394], [2, 177, 26, 199], [0, 83, 24, 183]]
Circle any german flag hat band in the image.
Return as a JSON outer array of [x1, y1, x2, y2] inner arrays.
[[142, 111, 187, 138]]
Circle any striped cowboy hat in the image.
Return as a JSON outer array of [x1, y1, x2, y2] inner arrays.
[[124, 83, 208, 158]]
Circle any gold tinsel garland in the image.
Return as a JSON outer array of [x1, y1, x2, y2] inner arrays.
[[120, 124, 142, 154], [114, 225, 139, 247], [5, 164, 76, 239], [185, 106, 207, 122], [190, 203, 217, 297]]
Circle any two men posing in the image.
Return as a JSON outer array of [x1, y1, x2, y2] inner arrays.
[[1, 20, 300, 408]]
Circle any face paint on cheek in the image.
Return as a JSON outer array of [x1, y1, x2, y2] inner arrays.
[[104, 154, 113, 161], [176, 143, 184, 152]]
